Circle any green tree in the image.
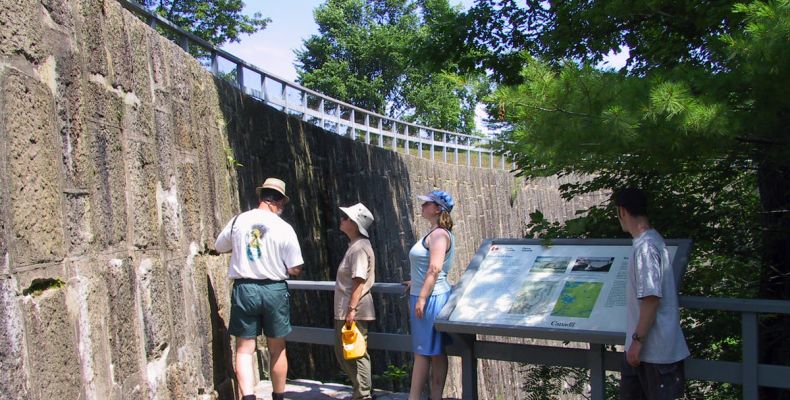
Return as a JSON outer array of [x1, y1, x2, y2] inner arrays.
[[295, 0, 487, 134], [445, 0, 789, 398], [133, 0, 269, 46], [457, 0, 743, 82]]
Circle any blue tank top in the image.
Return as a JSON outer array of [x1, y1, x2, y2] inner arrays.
[[409, 228, 455, 296]]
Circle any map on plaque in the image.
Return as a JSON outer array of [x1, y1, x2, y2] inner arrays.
[[446, 239, 691, 335]]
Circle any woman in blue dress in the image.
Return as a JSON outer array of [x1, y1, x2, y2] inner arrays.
[[405, 190, 455, 400]]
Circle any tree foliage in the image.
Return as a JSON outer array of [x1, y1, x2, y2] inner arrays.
[[133, 0, 269, 46], [456, 0, 745, 82], [488, 60, 737, 179], [295, 0, 488, 134], [433, 0, 790, 398]]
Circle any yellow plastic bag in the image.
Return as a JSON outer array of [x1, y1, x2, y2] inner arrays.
[[341, 322, 367, 360]]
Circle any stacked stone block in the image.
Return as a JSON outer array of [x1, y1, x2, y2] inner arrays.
[[1, 1, 234, 398]]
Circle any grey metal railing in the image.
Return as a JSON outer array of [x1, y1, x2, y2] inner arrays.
[[285, 280, 790, 400], [117, 0, 511, 170]]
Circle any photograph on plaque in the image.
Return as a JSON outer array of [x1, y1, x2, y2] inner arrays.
[[530, 256, 572, 273], [550, 281, 604, 318], [508, 280, 560, 315], [570, 257, 615, 273]]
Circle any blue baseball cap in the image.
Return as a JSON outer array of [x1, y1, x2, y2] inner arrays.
[[417, 190, 455, 212]]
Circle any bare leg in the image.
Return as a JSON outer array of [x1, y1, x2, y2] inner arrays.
[[235, 337, 257, 396], [267, 337, 288, 394], [410, 354, 430, 400], [429, 354, 448, 400]]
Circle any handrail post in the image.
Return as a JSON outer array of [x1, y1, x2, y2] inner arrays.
[[180, 35, 189, 52], [443, 133, 448, 163], [235, 63, 243, 90], [588, 343, 605, 400], [319, 99, 325, 130], [301, 90, 308, 121], [336, 103, 342, 135], [742, 312, 759, 400], [262, 74, 269, 103], [417, 127, 423, 159], [391, 122, 398, 151], [430, 130, 435, 161], [404, 124, 410, 155], [467, 139, 471, 166], [365, 114, 371, 145], [455, 137, 459, 164], [281, 82, 288, 113], [378, 118, 384, 148], [351, 110, 356, 140], [210, 51, 218, 75]]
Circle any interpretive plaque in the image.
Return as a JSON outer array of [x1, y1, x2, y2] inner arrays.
[[436, 238, 692, 344]]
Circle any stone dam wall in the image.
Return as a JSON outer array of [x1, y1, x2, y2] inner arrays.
[[0, 1, 606, 399]]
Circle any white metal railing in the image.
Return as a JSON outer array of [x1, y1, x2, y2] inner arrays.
[[118, 0, 512, 170]]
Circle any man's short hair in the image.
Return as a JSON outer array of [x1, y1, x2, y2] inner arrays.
[[613, 188, 649, 217], [259, 188, 285, 203]]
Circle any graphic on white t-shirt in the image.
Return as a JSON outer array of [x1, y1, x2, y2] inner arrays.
[[245, 224, 268, 261]]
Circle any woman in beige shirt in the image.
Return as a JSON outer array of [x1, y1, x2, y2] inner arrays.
[[333, 203, 376, 400]]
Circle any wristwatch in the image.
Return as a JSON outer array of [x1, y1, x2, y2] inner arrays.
[[632, 332, 644, 343]]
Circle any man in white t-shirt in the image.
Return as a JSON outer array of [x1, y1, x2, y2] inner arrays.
[[614, 188, 690, 400], [215, 177, 304, 400]]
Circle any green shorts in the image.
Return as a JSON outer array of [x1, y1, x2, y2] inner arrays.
[[228, 279, 292, 339]]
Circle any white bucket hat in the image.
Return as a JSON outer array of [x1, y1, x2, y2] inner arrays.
[[339, 203, 374, 237]]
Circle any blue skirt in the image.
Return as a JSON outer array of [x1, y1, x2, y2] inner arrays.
[[409, 292, 450, 356]]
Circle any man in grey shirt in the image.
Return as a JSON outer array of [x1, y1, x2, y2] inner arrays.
[[614, 188, 690, 400]]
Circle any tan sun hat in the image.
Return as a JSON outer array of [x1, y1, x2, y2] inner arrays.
[[339, 203, 374, 237], [256, 177, 289, 203]]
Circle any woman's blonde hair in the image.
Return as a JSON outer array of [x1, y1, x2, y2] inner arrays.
[[438, 211, 454, 231]]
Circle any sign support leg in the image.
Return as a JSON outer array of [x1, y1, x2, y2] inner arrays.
[[453, 333, 478, 400], [588, 343, 605, 400]]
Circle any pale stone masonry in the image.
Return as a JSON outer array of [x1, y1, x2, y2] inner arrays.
[[0, 1, 605, 399]]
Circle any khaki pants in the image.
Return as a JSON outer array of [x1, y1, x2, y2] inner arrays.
[[334, 320, 372, 400]]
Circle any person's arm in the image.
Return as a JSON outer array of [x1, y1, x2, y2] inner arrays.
[[627, 241, 664, 366], [627, 296, 660, 366], [287, 265, 303, 277], [345, 277, 366, 325], [401, 280, 412, 299], [284, 228, 304, 277], [415, 230, 449, 319], [214, 217, 235, 253]]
